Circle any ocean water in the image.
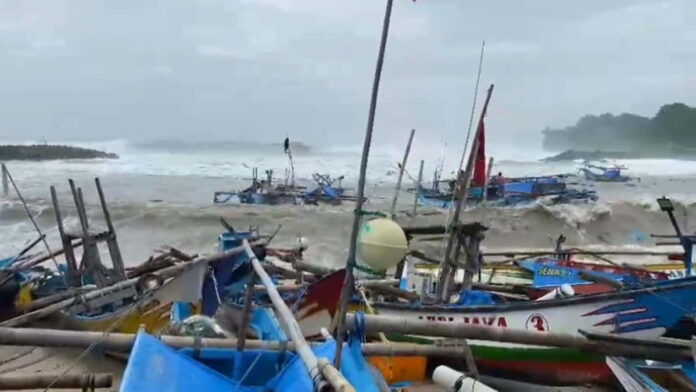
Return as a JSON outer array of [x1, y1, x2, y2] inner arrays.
[[2, 139, 696, 270]]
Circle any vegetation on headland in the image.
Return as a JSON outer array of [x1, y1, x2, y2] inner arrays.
[[542, 103, 696, 158], [0, 145, 118, 161]]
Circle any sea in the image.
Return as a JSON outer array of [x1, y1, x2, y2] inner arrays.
[[2, 138, 696, 269]]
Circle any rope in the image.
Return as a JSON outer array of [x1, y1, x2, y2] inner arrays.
[[3, 166, 69, 289], [0, 351, 50, 375], [439, 41, 486, 257], [42, 286, 159, 391], [0, 346, 35, 367]]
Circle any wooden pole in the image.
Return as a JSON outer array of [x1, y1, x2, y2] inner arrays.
[[437, 85, 494, 302], [0, 326, 499, 358], [335, 0, 395, 368], [95, 177, 126, 280], [412, 160, 424, 217], [389, 128, 416, 219], [1, 163, 7, 197], [345, 314, 688, 361], [237, 271, 257, 352], [481, 157, 494, 203], [0, 373, 112, 390], [50, 186, 78, 277], [242, 240, 341, 392], [69, 179, 106, 287]]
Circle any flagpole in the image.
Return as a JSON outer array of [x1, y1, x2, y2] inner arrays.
[[333, 0, 395, 368]]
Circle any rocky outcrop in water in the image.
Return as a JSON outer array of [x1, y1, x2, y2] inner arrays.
[[0, 145, 118, 161]]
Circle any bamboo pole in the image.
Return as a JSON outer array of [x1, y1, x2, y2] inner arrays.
[[344, 314, 688, 361], [318, 358, 357, 392], [0, 373, 112, 390], [237, 271, 257, 352], [1, 163, 7, 196], [481, 157, 494, 204], [0, 242, 251, 327], [437, 84, 494, 302], [0, 326, 489, 358], [50, 186, 78, 275], [412, 160, 424, 217], [242, 240, 341, 392], [335, 0, 395, 367], [389, 128, 416, 219]]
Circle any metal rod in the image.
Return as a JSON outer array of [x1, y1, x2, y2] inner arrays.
[[334, 0, 395, 368], [242, 240, 340, 392], [412, 160, 424, 217], [389, 128, 416, 219]]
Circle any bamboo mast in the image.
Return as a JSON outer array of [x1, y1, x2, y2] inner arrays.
[[389, 128, 416, 219], [481, 157, 494, 204], [436, 84, 494, 302], [1, 163, 7, 196], [412, 160, 425, 217], [334, 0, 395, 367]]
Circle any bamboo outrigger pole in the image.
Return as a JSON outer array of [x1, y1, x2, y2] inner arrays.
[[242, 240, 350, 392], [334, 0, 395, 368], [389, 128, 416, 219], [437, 84, 494, 302]]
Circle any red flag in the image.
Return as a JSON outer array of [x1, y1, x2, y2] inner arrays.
[[471, 120, 486, 187]]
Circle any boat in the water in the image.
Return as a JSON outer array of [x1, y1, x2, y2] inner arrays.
[[214, 170, 355, 205], [580, 162, 636, 182]]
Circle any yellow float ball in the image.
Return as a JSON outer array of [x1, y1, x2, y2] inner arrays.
[[357, 218, 408, 272]]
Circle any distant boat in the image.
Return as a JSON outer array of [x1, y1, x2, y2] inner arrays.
[[580, 162, 636, 182]]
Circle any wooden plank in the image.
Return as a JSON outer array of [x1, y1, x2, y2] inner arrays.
[[95, 177, 126, 279], [389, 128, 416, 219]]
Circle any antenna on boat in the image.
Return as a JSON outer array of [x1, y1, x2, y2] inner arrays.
[[333, 0, 396, 368]]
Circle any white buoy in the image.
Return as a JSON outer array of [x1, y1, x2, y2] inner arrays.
[[433, 366, 497, 392], [356, 218, 408, 277], [535, 284, 575, 301]]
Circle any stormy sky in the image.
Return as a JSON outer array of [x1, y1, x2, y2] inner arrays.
[[1, 0, 695, 150]]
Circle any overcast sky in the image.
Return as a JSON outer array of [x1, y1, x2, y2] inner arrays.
[[1, 0, 695, 150]]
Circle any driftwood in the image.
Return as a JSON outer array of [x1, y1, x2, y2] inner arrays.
[[0, 374, 112, 390], [126, 247, 195, 279]]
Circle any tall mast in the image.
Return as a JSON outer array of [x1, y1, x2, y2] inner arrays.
[[334, 0, 395, 367], [436, 84, 494, 302]]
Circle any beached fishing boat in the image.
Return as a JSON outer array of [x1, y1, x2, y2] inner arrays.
[[372, 277, 696, 384], [607, 356, 696, 391]]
